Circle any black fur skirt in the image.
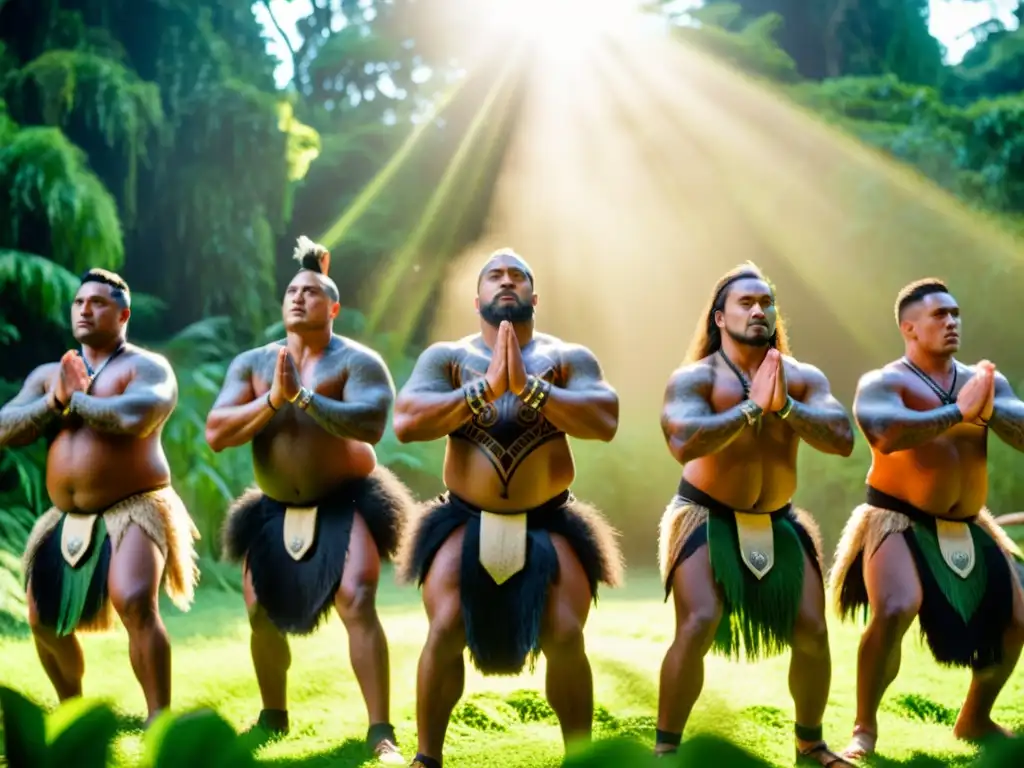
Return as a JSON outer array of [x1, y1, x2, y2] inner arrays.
[[396, 489, 624, 676], [222, 465, 415, 635]]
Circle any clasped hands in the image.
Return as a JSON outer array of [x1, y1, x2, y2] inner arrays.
[[267, 347, 304, 410], [744, 348, 790, 415], [49, 351, 91, 409], [482, 320, 531, 401], [954, 360, 995, 426]]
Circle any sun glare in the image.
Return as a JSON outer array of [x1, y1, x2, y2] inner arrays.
[[489, 0, 642, 58]]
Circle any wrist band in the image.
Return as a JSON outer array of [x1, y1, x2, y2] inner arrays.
[[740, 400, 762, 427], [297, 387, 314, 410], [266, 392, 277, 412], [521, 375, 551, 411], [463, 379, 490, 416], [51, 393, 65, 414], [777, 396, 794, 419]]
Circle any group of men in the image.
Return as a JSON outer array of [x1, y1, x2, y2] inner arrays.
[[0, 238, 1022, 768]]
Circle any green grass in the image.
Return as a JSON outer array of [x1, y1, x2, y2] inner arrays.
[[0, 569, 1021, 767]]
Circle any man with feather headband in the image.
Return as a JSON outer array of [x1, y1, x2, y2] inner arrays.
[[205, 237, 416, 763], [654, 263, 855, 766]]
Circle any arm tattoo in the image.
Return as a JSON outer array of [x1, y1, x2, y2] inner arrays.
[[537, 344, 618, 441], [780, 366, 854, 456], [661, 365, 751, 462], [988, 373, 1024, 451], [0, 365, 59, 448], [69, 355, 177, 437], [854, 370, 962, 454], [302, 349, 395, 444]]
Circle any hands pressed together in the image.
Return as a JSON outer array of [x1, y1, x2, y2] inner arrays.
[[956, 360, 996, 426], [268, 347, 303, 410], [746, 348, 789, 414], [483, 320, 530, 400], [51, 351, 90, 407]]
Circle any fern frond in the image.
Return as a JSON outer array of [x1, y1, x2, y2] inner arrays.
[[0, 249, 81, 328]]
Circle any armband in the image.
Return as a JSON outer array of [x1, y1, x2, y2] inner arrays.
[[521, 375, 551, 411]]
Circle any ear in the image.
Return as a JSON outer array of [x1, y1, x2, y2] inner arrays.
[[474, 296, 481, 313], [531, 293, 538, 308], [899, 318, 915, 340], [713, 309, 725, 329], [119, 308, 131, 325], [330, 302, 341, 320]]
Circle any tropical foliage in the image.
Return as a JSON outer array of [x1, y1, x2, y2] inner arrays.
[[5, 0, 1024, 629]]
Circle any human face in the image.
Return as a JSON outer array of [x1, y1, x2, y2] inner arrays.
[[71, 282, 129, 347], [283, 271, 338, 332], [716, 278, 776, 347], [903, 292, 960, 356], [476, 254, 536, 326]]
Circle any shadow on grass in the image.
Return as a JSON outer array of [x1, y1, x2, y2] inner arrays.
[[259, 737, 371, 767]]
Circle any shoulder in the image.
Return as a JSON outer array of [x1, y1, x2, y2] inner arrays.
[[781, 355, 830, 388], [535, 333, 597, 363], [419, 338, 472, 367], [226, 344, 277, 375], [855, 362, 906, 395], [665, 359, 715, 395], [124, 345, 174, 378], [332, 336, 389, 370], [26, 361, 59, 383]]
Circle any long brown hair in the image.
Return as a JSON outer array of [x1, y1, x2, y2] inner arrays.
[[683, 262, 791, 364]]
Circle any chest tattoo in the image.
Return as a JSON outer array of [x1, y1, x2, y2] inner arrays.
[[451, 352, 564, 498]]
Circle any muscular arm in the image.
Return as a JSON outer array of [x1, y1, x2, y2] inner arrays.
[[987, 372, 1024, 451], [301, 349, 395, 444], [779, 363, 854, 456], [535, 344, 618, 441], [660, 364, 751, 463], [205, 350, 275, 452], [68, 354, 177, 437], [0, 365, 60, 448], [853, 368, 963, 454], [393, 343, 474, 443]]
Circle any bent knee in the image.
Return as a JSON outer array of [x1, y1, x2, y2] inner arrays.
[[111, 588, 160, 629], [676, 606, 722, 644], [424, 596, 465, 652], [793, 615, 830, 656], [542, 615, 586, 656], [873, 596, 920, 629], [335, 579, 379, 623]]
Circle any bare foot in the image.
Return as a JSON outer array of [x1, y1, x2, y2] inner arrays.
[[841, 727, 876, 760], [953, 717, 1014, 742]]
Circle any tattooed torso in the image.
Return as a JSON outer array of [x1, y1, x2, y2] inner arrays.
[[856, 359, 988, 518], [444, 333, 574, 511], [671, 354, 827, 511], [239, 337, 393, 503], [41, 347, 175, 513]]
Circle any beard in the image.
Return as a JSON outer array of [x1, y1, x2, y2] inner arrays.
[[726, 324, 772, 347], [479, 295, 534, 326]]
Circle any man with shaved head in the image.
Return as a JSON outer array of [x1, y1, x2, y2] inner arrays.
[[831, 277, 1024, 760], [205, 236, 417, 763], [655, 263, 855, 765], [393, 247, 625, 768]]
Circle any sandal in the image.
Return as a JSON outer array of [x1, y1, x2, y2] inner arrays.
[[796, 742, 858, 766]]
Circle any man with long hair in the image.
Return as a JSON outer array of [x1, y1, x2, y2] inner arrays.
[[655, 263, 855, 765], [830, 278, 1024, 760], [205, 237, 417, 763], [1, 269, 200, 725], [392, 248, 624, 768]]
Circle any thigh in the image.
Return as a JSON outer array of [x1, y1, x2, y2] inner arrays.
[[540, 533, 593, 644], [335, 512, 382, 616], [669, 544, 723, 631], [863, 532, 922, 617], [422, 525, 466, 640], [108, 524, 164, 610]]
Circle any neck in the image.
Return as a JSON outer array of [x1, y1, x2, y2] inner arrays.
[[287, 327, 332, 362], [81, 335, 125, 369], [720, 337, 769, 375], [481, 319, 535, 349], [904, 346, 954, 376]]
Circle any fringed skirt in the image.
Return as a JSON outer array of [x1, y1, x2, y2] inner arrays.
[[828, 485, 1024, 670], [396, 489, 624, 676], [22, 486, 200, 636], [658, 479, 824, 661], [221, 465, 415, 636]]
